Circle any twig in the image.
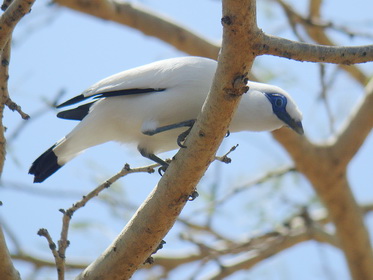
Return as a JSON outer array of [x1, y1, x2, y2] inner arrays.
[[274, 0, 368, 84], [37, 228, 64, 280], [215, 144, 239, 163], [5, 97, 30, 119], [56, 163, 157, 278], [8, 89, 65, 143], [214, 166, 296, 207], [11, 252, 87, 270]]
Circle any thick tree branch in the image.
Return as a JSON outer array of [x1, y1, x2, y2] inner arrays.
[[0, 226, 20, 280], [0, 0, 34, 50], [54, 0, 220, 59], [331, 78, 373, 166], [272, 130, 373, 280]]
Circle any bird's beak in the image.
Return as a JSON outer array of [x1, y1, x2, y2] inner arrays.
[[287, 119, 304, 135], [274, 109, 304, 135]]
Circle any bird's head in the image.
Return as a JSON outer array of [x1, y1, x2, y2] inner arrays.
[[264, 92, 304, 135], [234, 81, 303, 135]]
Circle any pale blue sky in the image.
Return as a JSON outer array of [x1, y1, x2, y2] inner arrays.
[[1, 0, 372, 279]]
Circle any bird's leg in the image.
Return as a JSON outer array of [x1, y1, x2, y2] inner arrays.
[[139, 148, 169, 175], [142, 119, 196, 136]]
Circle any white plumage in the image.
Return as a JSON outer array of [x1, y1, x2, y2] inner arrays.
[[30, 56, 303, 183]]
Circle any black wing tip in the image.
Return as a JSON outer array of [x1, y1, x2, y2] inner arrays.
[[57, 102, 95, 121], [29, 145, 62, 183], [56, 94, 86, 108]]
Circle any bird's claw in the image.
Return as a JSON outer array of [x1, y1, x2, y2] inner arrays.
[[158, 164, 168, 176], [177, 127, 192, 148]]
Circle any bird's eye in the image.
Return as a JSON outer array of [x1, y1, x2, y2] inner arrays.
[[275, 98, 284, 107]]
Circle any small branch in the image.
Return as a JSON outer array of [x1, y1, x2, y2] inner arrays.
[[214, 144, 239, 163], [274, 0, 368, 84], [56, 163, 156, 278], [37, 163, 156, 279], [60, 163, 156, 220], [214, 166, 296, 207], [5, 97, 30, 119], [11, 253, 87, 270], [207, 225, 334, 280], [37, 228, 64, 280], [258, 33, 373, 65]]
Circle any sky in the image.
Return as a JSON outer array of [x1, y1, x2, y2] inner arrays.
[[1, 0, 372, 279]]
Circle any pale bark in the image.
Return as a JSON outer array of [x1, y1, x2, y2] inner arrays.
[[0, 227, 20, 280]]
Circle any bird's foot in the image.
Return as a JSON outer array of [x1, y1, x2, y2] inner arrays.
[[158, 164, 168, 176], [144, 239, 166, 265], [177, 126, 193, 148]]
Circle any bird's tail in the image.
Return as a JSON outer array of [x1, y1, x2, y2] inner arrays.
[[29, 144, 63, 183]]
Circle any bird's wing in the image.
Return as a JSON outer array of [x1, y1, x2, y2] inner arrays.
[[56, 88, 166, 121], [56, 56, 216, 108], [56, 88, 166, 108]]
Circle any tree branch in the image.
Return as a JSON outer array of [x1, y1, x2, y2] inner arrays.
[[331, 78, 373, 166], [272, 130, 373, 280], [0, 0, 34, 175], [205, 224, 334, 280], [275, 0, 368, 84], [54, 0, 220, 59], [259, 33, 373, 65], [0, 226, 20, 280], [0, 0, 34, 50], [11, 253, 87, 270]]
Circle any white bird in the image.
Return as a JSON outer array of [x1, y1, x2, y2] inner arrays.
[[29, 56, 303, 183]]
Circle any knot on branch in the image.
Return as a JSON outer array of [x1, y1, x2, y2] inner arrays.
[[221, 15, 232, 26], [224, 74, 249, 99]]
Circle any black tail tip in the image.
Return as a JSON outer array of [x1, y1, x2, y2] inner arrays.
[[29, 145, 62, 183]]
